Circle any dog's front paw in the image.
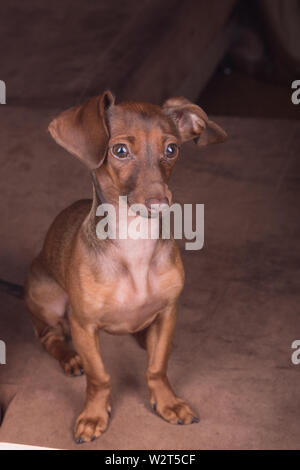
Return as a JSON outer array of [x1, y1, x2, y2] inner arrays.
[[59, 351, 84, 377], [74, 407, 111, 444], [152, 397, 199, 425]]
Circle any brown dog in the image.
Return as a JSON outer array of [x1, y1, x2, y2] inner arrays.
[[24, 91, 227, 443]]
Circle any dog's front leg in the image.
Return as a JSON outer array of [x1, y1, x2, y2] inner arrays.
[[145, 304, 199, 425], [70, 314, 111, 443]]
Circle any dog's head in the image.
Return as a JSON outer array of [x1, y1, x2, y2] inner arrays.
[[48, 91, 227, 214]]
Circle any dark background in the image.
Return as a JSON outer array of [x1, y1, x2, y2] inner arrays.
[[0, 0, 300, 450], [1, 0, 300, 117]]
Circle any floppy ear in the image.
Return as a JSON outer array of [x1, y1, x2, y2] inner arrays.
[[48, 90, 115, 169], [162, 96, 227, 147]]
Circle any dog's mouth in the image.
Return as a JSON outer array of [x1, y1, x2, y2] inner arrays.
[[125, 194, 170, 219]]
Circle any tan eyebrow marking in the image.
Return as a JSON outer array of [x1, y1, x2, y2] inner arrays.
[[111, 135, 135, 144], [162, 134, 180, 144]]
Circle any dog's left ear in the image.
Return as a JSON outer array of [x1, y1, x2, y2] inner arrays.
[[162, 97, 227, 147], [48, 91, 115, 169]]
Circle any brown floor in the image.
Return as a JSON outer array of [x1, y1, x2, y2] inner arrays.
[[0, 106, 300, 449]]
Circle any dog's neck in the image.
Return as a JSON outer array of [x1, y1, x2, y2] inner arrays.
[[83, 168, 115, 248], [90, 170, 106, 205]]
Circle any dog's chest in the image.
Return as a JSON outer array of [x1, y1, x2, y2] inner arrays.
[[109, 213, 162, 303], [86, 238, 182, 334], [79, 214, 183, 334], [117, 237, 156, 301], [102, 239, 165, 332]]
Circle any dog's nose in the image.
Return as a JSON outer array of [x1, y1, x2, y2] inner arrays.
[[145, 197, 169, 213]]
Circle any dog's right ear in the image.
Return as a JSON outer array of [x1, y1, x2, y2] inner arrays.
[[162, 96, 227, 147], [48, 91, 115, 169]]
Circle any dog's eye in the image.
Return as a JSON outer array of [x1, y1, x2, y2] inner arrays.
[[165, 143, 178, 158], [112, 144, 129, 159]]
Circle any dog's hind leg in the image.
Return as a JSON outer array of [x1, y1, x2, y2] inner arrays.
[[25, 258, 83, 376]]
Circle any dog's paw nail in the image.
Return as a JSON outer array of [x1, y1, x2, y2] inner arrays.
[[79, 368, 84, 375], [76, 437, 85, 444], [107, 409, 111, 418], [191, 417, 199, 424], [91, 435, 96, 442], [178, 419, 184, 425], [152, 403, 157, 412]]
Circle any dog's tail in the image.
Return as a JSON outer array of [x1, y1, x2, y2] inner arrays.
[[0, 279, 24, 299]]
